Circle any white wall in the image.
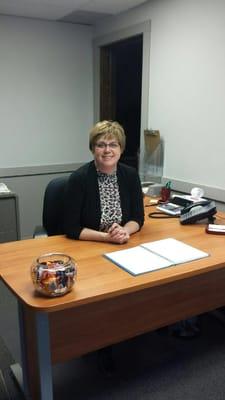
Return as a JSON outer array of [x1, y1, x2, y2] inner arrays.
[[94, 0, 225, 198], [0, 15, 93, 168], [0, 15, 93, 238]]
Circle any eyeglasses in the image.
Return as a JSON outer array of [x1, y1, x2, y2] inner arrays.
[[95, 142, 120, 149]]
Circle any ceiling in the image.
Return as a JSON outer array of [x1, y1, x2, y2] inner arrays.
[[0, 0, 148, 25]]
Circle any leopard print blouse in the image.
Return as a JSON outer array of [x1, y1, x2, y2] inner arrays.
[[97, 170, 122, 232]]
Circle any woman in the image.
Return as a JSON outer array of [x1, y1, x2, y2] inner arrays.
[[64, 121, 144, 375], [64, 120, 144, 243]]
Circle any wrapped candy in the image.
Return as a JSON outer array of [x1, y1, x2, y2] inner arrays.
[[31, 253, 77, 297]]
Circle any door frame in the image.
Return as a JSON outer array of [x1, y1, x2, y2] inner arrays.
[[93, 21, 151, 173]]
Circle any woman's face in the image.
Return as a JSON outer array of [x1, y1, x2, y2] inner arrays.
[[93, 134, 122, 173]]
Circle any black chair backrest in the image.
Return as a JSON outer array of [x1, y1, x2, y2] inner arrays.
[[42, 176, 69, 236]]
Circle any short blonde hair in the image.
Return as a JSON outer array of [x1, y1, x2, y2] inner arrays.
[[89, 120, 126, 152]]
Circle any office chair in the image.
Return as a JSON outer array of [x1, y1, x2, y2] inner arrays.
[[34, 175, 69, 237]]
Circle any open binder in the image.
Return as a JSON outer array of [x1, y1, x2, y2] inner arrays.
[[104, 238, 209, 276]]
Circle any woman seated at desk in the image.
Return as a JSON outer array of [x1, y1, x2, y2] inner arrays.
[[64, 120, 144, 244], [64, 120, 144, 375]]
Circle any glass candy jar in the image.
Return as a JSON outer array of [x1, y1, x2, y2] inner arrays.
[[31, 253, 77, 297]]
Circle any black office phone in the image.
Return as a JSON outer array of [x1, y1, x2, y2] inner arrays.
[[180, 201, 217, 224]]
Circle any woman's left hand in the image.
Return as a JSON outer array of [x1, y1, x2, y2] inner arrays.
[[107, 223, 130, 244]]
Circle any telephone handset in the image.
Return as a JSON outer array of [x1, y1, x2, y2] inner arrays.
[[180, 200, 217, 225]]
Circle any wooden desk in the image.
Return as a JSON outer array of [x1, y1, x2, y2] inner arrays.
[[1, 207, 225, 399]]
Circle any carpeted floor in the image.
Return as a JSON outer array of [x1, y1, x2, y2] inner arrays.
[[2, 312, 225, 400]]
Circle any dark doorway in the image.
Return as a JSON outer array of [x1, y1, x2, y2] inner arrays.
[[100, 34, 143, 170]]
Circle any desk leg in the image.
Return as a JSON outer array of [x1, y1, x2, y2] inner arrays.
[[11, 303, 53, 400], [36, 311, 53, 400]]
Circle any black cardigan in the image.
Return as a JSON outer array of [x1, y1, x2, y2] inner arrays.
[[64, 161, 144, 239]]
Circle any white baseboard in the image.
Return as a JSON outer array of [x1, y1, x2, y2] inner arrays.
[[0, 162, 84, 178]]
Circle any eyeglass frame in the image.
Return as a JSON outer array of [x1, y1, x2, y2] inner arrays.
[[95, 141, 120, 150]]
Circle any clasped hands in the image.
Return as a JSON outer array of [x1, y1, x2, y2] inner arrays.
[[107, 222, 130, 244]]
